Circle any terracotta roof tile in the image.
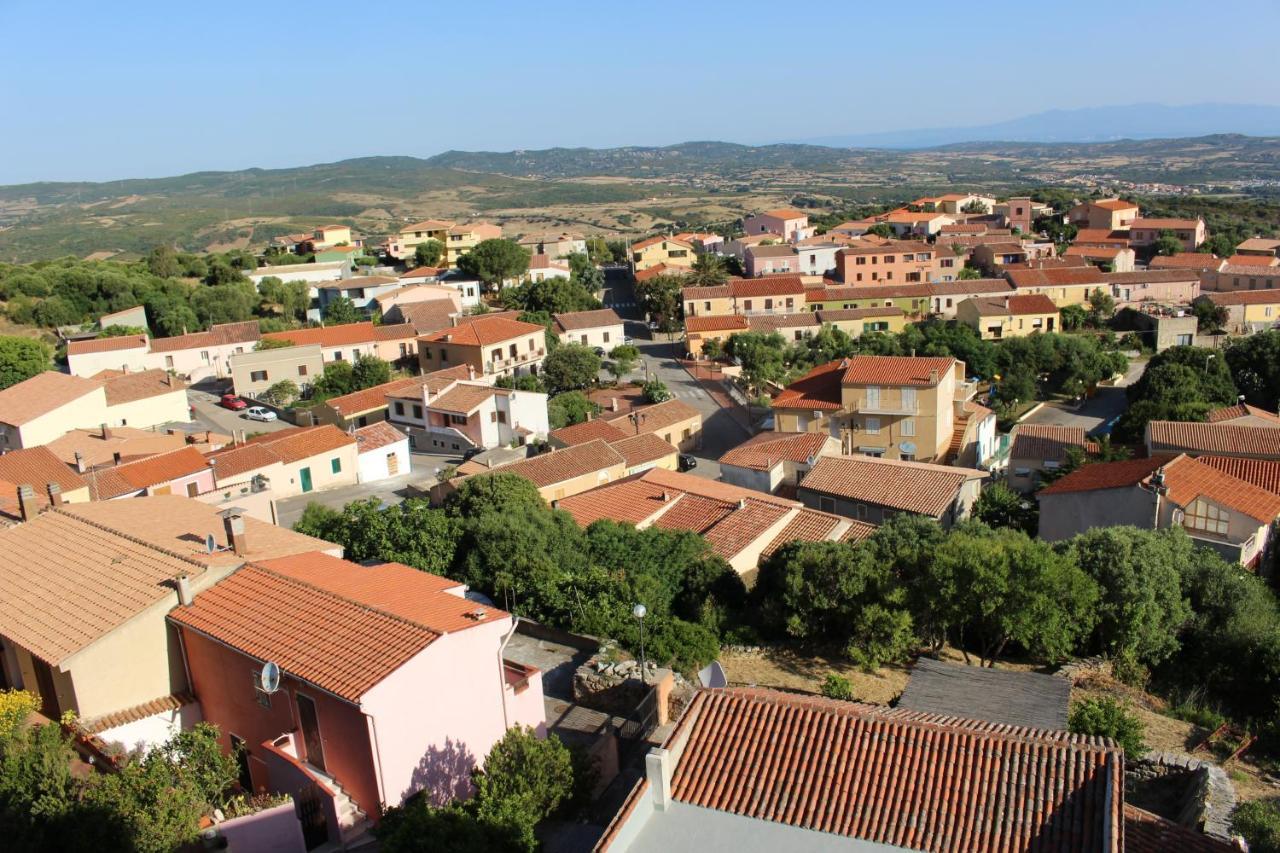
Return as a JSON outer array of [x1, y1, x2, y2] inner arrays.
[[666, 688, 1122, 852], [205, 442, 281, 480], [842, 355, 955, 386], [683, 315, 747, 333], [747, 313, 819, 333], [1131, 217, 1201, 230], [964, 293, 1059, 316], [418, 315, 545, 347], [1147, 420, 1280, 457], [632, 236, 692, 251], [651, 493, 735, 535], [392, 302, 457, 334], [730, 276, 806, 298], [170, 564, 439, 702], [244, 425, 356, 465], [1101, 269, 1201, 285], [1205, 290, 1280, 306], [353, 421, 407, 453], [604, 399, 700, 435], [760, 508, 845, 558], [550, 419, 630, 447], [772, 359, 845, 411], [261, 322, 379, 348], [0, 446, 89, 500], [840, 518, 878, 543], [681, 285, 733, 301], [813, 307, 903, 322], [427, 382, 504, 415], [89, 446, 210, 499], [101, 369, 186, 406], [552, 308, 622, 332], [800, 455, 983, 517], [1148, 254, 1223, 270], [719, 432, 831, 471], [79, 692, 197, 735], [67, 335, 148, 355], [149, 321, 260, 353], [1011, 424, 1089, 463], [1006, 267, 1105, 289], [0, 371, 102, 426], [1038, 456, 1170, 496], [1092, 198, 1138, 211], [372, 323, 418, 342], [1123, 804, 1238, 853], [928, 278, 1015, 296], [496, 440, 623, 488], [699, 500, 791, 559], [324, 377, 423, 417], [760, 208, 808, 220], [1207, 402, 1280, 425], [1198, 454, 1280, 494], [554, 477, 673, 526], [808, 282, 934, 303], [1159, 454, 1280, 523], [608, 433, 677, 469]]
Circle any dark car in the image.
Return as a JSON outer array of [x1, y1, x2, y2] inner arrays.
[[462, 447, 484, 461], [678, 454, 697, 472]]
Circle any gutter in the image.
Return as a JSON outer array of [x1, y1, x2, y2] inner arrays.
[[497, 617, 521, 730]]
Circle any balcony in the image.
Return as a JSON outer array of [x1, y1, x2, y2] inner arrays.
[[855, 399, 919, 416]]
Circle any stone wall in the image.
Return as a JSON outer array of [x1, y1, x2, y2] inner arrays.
[[1125, 751, 1237, 840]]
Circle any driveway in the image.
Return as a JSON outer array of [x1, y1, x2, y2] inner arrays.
[[273, 450, 456, 527], [187, 387, 294, 438], [1021, 357, 1147, 435]]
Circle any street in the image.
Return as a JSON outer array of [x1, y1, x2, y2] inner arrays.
[[1021, 357, 1147, 435], [187, 384, 295, 438], [273, 450, 458, 527]]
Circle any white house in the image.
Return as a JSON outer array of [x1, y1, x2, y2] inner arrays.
[[354, 421, 411, 482], [389, 379, 549, 453], [247, 260, 351, 286], [552, 308, 625, 351], [528, 255, 572, 282], [793, 243, 843, 276]]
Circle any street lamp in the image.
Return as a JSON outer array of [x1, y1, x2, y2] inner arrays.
[[1206, 353, 1215, 372], [632, 603, 647, 684], [629, 411, 647, 436]]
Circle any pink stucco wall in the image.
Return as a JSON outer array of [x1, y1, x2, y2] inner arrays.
[[148, 467, 215, 498], [360, 617, 547, 807], [215, 800, 306, 852]]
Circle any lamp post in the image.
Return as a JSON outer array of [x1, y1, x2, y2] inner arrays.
[[1206, 353, 1215, 372], [632, 603, 647, 684]]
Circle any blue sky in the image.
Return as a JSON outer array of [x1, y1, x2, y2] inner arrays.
[[2, 0, 1278, 183]]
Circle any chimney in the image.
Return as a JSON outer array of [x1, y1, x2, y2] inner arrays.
[[46, 482, 62, 507], [174, 573, 193, 607], [17, 484, 37, 522], [73, 452, 86, 474], [222, 511, 248, 556], [165, 372, 174, 388], [610, 397, 619, 413], [738, 498, 747, 509], [467, 364, 476, 380], [101, 422, 111, 440], [929, 368, 939, 384], [1004, 296, 1010, 311], [646, 748, 673, 811], [112, 452, 122, 465]]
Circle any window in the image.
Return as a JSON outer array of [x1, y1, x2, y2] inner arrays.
[[1185, 499, 1229, 537], [865, 386, 880, 408], [902, 388, 916, 410], [603, 331, 610, 343], [509, 343, 518, 358], [298, 364, 308, 376], [946, 298, 953, 308], [412, 404, 423, 419], [856, 256, 866, 265], [422, 347, 432, 359], [200, 351, 210, 363], [764, 299, 773, 310], [744, 300, 753, 311], [704, 301, 712, 311], [250, 370, 268, 383], [902, 418, 916, 437], [394, 402, 405, 416], [900, 453, 915, 462], [331, 458, 341, 474], [186, 482, 199, 498], [683, 428, 691, 440], [581, 334, 589, 345], [449, 414, 467, 425], [819, 496, 836, 513], [333, 351, 344, 361], [855, 504, 868, 519], [865, 417, 880, 435], [400, 344, 409, 358], [491, 348, 503, 362], [165, 355, 174, 369], [497, 411, 507, 424]]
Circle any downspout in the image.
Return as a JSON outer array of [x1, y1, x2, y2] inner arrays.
[[362, 709, 388, 813], [497, 617, 521, 730]]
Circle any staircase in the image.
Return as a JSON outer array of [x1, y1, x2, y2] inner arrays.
[[942, 415, 969, 465], [305, 764, 373, 851]]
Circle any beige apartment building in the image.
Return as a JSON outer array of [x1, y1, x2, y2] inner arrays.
[[771, 355, 973, 463], [836, 240, 957, 285], [229, 344, 324, 398], [417, 314, 548, 378]]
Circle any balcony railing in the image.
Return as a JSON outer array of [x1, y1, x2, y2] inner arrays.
[[855, 399, 919, 416]]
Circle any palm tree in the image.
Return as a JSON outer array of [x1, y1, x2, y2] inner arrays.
[[687, 253, 729, 287]]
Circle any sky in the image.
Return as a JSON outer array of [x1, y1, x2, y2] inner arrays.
[[2, 0, 1279, 184]]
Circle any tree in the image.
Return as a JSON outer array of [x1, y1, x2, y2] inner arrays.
[[1087, 288, 1116, 326], [1225, 331, 1280, 407], [973, 483, 1038, 534], [725, 331, 787, 396], [458, 239, 531, 291], [607, 344, 639, 381], [1062, 527, 1192, 667], [566, 253, 604, 292], [541, 344, 600, 394], [995, 365, 1037, 407], [547, 391, 597, 430], [260, 380, 299, 406], [352, 353, 392, 390], [295, 497, 460, 573], [1193, 299, 1229, 333], [1154, 229, 1185, 256], [311, 360, 356, 397], [257, 276, 311, 323], [471, 727, 575, 850], [961, 199, 989, 214], [585, 236, 613, 266], [446, 472, 547, 520], [865, 223, 894, 238], [633, 273, 684, 333], [1230, 800, 1280, 853], [687, 253, 729, 287], [641, 378, 671, 403], [1116, 346, 1237, 440], [254, 337, 294, 351], [322, 296, 361, 325], [414, 239, 445, 268], [0, 337, 52, 389], [821, 673, 854, 701], [956, 267, 981, 280], [1069, 698, 1147, 759], [502, 277, 599, 314], [144, 245, 181, 278], [191, 282, 256, 326], [1060, 303, 1088, 332]]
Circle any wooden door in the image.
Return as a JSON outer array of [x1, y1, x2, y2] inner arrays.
[[32, 658, 60, 717], [300, 467, 313, 493], [296, 694, 325, 772], [386, 452, 399, 475]]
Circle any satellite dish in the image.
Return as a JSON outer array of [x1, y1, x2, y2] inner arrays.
[[259, 661, 281, 694], [205, 533, 217, 554], [698, 660, 728, 689]]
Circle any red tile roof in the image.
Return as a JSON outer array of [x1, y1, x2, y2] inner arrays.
[[101, 369, 186, 406], [603, 398, 701, 435], [1207, 402, 1280, 425], [800, 455, 983, 517], [1159, 454, 1280, 523], [1204, 290, 1280, 306], [244, 425, 356, 465], [67, 335, 148, 355], [1148, 254, 1223, 270], [771, 359, 845, 411], [760, 208, 808, 220], [550, 419, 630, 447], [353, 421, 406, 453], [1092, 198, 1138, 211], [419, 315, 545, 347], [683, 314, 748, 334], [552, 308, 623, 332], [1147, 420, 1280, 457], [1131, 217, 1201, 230], [842, 354, 955, 386], [807, 282, 934, 303], [205, 442, 281, 480], [1197, 454, 1280, 494], [1123, 804, 1238, 853], [0, 371, 102, 426], [427, 382, 503, 415], [170, 564, 440, 702], [554, 477, 674, 526], [497, 440, 624, 488], [700, 500, 791, 559], [1038, 456, 1169, 496], [759, 508, 846, 558], [149, 320, 260, 353], [323, 377, 423, 417], [719, 431, 831, 471], [652, 493, 735, 535], [681, 283, 732, 300], [89, 446, 210, 499], [964, 293, 1059, 316], [608, 433, 677, 469], [632, 236, 692, 251], [261, 322, 379, 348], [730, 276, 805, 298], [1011, 424, 1090, 463], [666, 688, 1122, 852], [1006, 267, 1105, 289]]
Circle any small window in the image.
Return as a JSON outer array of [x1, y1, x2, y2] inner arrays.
[[331, 458, 341, 474], [497, 411, 507, 424], [819, 496, 835, 513], [298, 364, 308, 376], [250, 370, 268, 383], [412, 405, 423, 419]]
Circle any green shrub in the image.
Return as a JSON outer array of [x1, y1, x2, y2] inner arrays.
[[821, 673, 854, 701], [845, 605, 915, 673], [1069, 697, 1147, 759], [1232, 800, 1280, 853]]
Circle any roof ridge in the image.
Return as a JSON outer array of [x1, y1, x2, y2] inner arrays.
[[244, 561, 448, 636], [49, 507, 211, 572]]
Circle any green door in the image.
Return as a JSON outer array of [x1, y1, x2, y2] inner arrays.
[[300, 467, 313, 493]]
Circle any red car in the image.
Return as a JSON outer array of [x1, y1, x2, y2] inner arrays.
[[219, 394, 248, 411]]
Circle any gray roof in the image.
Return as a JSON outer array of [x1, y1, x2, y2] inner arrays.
[[896, 657, 1070, 731]]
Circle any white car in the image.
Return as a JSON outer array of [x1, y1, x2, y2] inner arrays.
[[245, 406, 278, 422]]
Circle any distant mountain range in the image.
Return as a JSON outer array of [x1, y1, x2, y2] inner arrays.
[[795, 103, 1280, 148]]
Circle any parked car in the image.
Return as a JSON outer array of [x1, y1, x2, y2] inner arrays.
[[678, 454, 697, 472], [593, 346, 606, 357], [219, 394, 247, 411], [245, 406, 277, 422], [462, 447, 484, 461]]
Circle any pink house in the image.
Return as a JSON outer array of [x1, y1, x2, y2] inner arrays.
[[88, 445, 215, 499], [1103, 270, 1201, 307], [741, 209, 815, 243], [170, 552, 545, 846], [744, 245, 800, 277]]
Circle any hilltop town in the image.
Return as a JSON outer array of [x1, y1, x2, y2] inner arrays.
[[2, 187, 1280, 852]]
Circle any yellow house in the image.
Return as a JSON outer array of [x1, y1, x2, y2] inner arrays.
[[390, 219, 454, 261], [804, 283, 932, 316], [772, 355, 971, 463], [684, 314, 747, 356], [683, 284, 735, 317], [1200, 291, 1280, 334], [632, 236, 694, 272], [444, 222, 503, 266], [956, 294, 1060, 340], [313, 224, 352, 247], [1005, 267, 1106, 307], [812, 307, 908, 337]]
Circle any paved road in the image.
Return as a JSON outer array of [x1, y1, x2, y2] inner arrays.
[[187, 387, 294, 438], [273, 450, 458, 527], [602, 266, 641, 320], [1022, 357, 1147, 435]]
